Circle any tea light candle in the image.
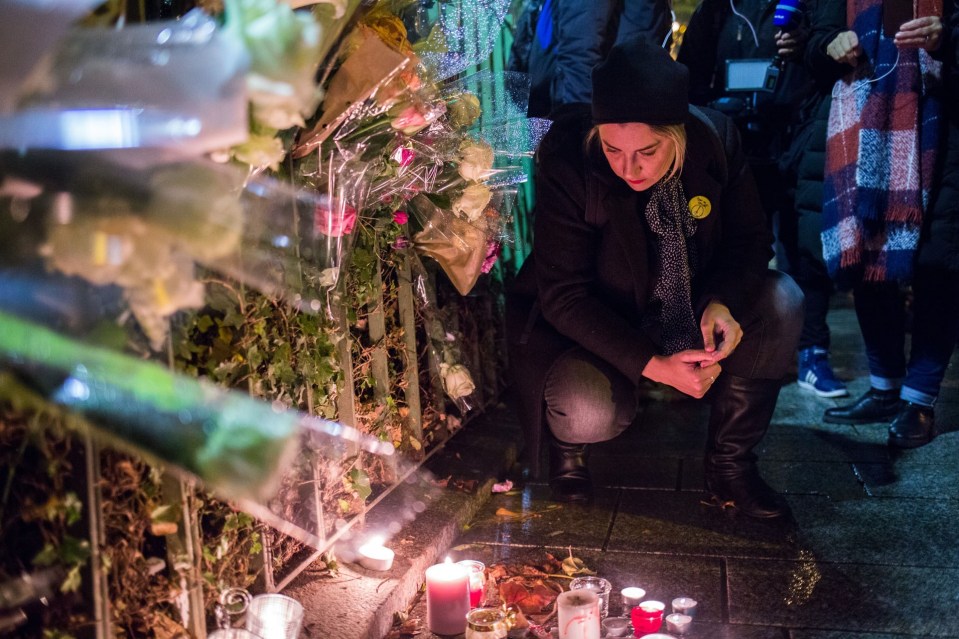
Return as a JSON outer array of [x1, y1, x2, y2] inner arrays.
[[665, 613, 692, 634], [601, 616, 630, 637], [425, 557, 470, 635], [556, 590, 601, 639], [671, 597, 698, 617], [357, 537, 394, 571], [457, 560, 486, 608], [621, 587, 646, 610]]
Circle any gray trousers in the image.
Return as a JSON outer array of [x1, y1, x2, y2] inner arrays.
[[543, 270, 803, 444]]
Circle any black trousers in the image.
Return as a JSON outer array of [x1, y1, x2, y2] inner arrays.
[[543, 270, 804, 444]]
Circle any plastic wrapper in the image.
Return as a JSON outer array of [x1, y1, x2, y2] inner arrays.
[[222, 0, 332, 132], [294, 29, 415, 156], [0, 0, 102, 114], [0, 151, 360, 348], [443, 70, 551, 159], [2, 10, 249, 154], [415, 0, 513, 82], [0, 310, 436, 553]]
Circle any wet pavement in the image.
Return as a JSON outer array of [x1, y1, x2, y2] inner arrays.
[[393, 295, 959, 638]]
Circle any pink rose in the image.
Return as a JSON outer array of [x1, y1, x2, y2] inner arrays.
[[390, 102, 444, 136], [481, 241, 501, 273], [393, 210, 409, 225], [314, 198, 357, 237], [392, 235, 410, 249], [391, 146, 415, 168]]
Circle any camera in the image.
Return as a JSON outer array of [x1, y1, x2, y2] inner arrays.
[[725, 58, 777, 93]]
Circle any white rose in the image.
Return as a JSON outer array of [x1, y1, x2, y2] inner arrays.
[[452, 183, 492, 222], [458, 140, 494, 182], [440, 363, 475, 399], [232, 130, 287, 171]]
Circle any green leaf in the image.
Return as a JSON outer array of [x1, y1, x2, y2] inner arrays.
[[63, 492, 83, 526], [150, 504, 182, 524], [61, 565, 82, 593], [348, 468, 372, 501]]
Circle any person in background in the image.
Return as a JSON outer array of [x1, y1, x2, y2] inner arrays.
[[808, 0, 952, 448], [522, 0, 673, 119], [506, 39, 803, 518], [678, 0, 848, 398]]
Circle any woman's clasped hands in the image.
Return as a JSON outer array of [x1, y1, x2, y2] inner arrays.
[[642, 302, 743, 399]]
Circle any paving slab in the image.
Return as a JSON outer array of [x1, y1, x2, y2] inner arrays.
[[727, 557, 959, 636], [457, 483, 618, 550], [608, 488, 804, 560], [375, 302, 959, 639]]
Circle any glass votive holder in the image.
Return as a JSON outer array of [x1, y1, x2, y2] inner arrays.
[[465, 606, 510, 639], [569, 575, 612, 619], [602, 616, 631, 637], [556, 590, 601, 639], [620, 586, 646, 614], [458, 560, 487, 608], [671, 596, 698, 618], [245, 593, 304, 639], [665, 612, 693, 634], [630, 600, 665, 635]]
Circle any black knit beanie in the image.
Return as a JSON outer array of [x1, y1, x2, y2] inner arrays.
[[591, 39, 689, 126]]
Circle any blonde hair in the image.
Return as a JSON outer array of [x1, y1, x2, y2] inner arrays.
[[587, 123, 687, 181]]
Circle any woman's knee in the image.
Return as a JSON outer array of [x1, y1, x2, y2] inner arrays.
[[760, 270, 804, 338], [543, 350, 636, 444]]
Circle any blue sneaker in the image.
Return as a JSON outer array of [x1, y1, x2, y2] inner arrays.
[[797, 347, 849, 398]]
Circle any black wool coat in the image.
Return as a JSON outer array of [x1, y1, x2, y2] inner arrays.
[[505, 107, 773, 476]]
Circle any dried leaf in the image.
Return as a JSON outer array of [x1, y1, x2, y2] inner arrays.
[[498, 581, 525, 605], [561, 555, 595, 577]]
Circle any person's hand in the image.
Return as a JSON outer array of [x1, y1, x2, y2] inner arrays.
[[825, 30, 862, 65], [700, 301, 742, 361], [895, 16, 943, 50], [642, 350, 722, 399], [775, 28, 808, 60]]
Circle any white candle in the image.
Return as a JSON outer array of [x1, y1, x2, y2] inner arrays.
[[665, 612, 693, 634], [425, 557, 470, 635], [620, 586, 646, 610], [671, 596, 698, 617], [357, 537, 394, 571], [556, 590, 600, 639]]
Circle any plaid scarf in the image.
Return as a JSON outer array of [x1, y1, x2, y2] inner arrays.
[[821, 0, 942, 285]]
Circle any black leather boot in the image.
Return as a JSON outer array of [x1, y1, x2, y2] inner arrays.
[[822, 388, 900, 424], [888, 402, 937, 449], [549, 438, 592, 503], [704, 374, 790, 519]]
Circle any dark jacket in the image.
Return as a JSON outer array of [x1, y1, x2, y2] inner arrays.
[[678, 0, 816, 163], [918, 0, 959, 271], [789, 0, 852, 255], [506, 107, 772, 475], [527, 0, 672, 118]]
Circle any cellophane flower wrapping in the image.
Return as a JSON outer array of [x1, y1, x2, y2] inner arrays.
[[0, 309, 410, 552]]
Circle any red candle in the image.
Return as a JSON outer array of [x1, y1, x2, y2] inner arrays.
[[426, 558, 470, 635], [630, 600, 665, 635], [457, 560, 486, 608]]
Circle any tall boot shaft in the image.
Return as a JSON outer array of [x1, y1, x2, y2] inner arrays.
[[705, 374, 789, 519], [706, 374, 782, 475]]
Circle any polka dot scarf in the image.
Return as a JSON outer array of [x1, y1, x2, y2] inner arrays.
[[644, 175, 698, 354]]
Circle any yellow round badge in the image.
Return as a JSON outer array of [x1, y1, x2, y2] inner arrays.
[[688, 196, 712, 219]]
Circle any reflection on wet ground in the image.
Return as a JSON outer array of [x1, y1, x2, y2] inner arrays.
[[395, 297, 959, 638]]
